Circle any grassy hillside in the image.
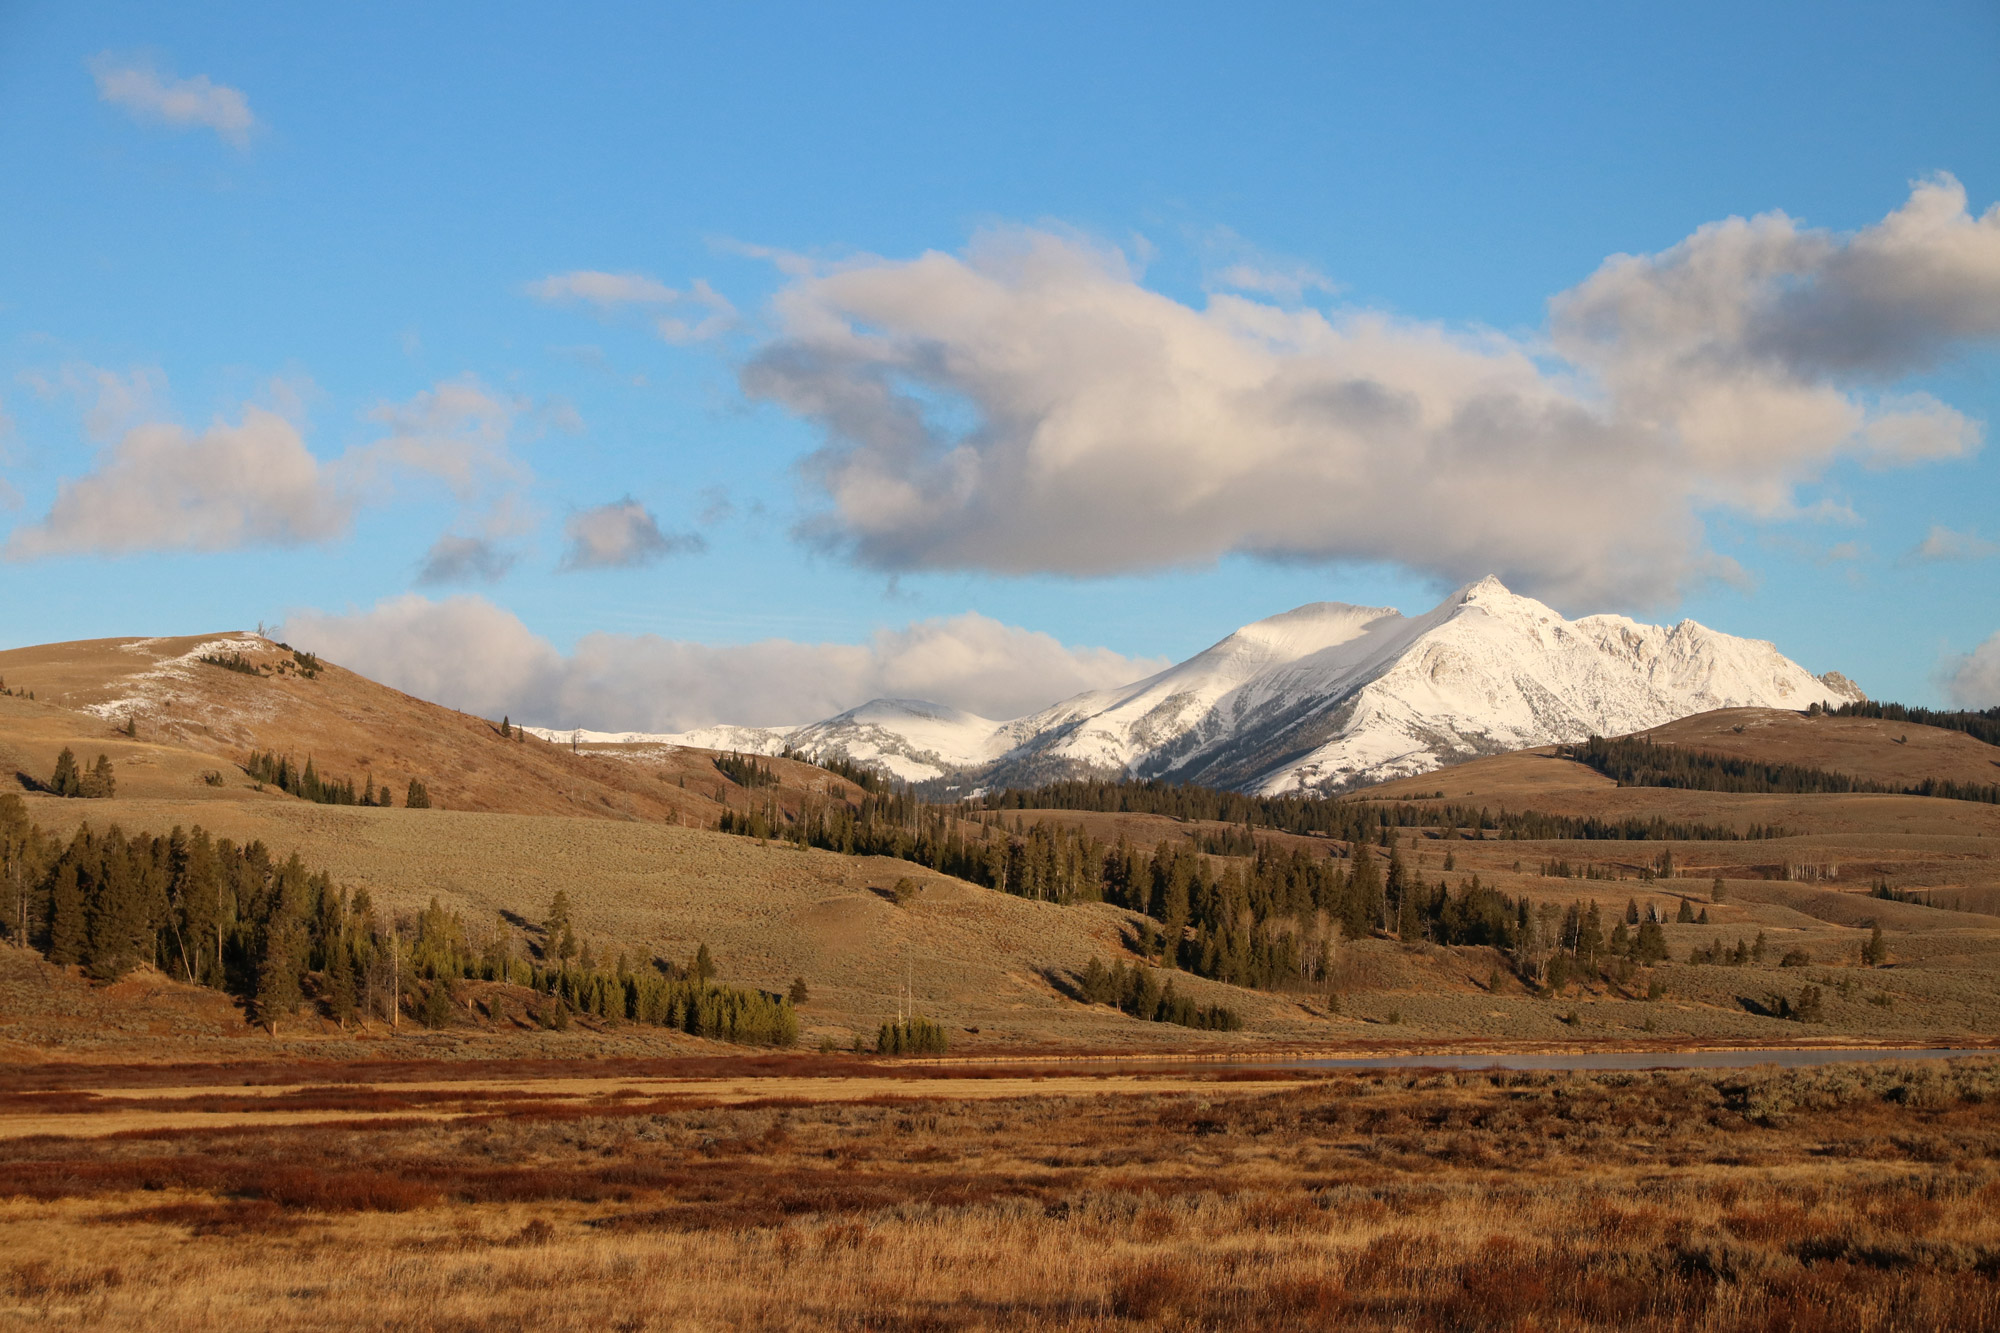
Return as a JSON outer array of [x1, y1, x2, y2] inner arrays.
[[3, 637, 1999, 1059]]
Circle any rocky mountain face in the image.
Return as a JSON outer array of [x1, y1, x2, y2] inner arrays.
[[642, 578, 1864, 794]]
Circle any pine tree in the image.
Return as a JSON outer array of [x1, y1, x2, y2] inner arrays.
[[501, 716, 512, 739], [1384, 845, 1408, 935], [0, 795, 40, 949], [1711, 876, 1728, 904], [1625, 898, 1640, 925], [50, 748, 81, 798], [83, 829, 159, 979], [327, 944, 358, 1025], [788, 977, 810, 1005], [82, 754, 116, 799], [46, 858, 87, 964], [694, 942, 716, 982], [1861, 923, 1887, 967], [1676, 898, 1696, 923], [253, 860, 310, 1030], [405, 779, 431, 809], [542, 889, 574, 963]]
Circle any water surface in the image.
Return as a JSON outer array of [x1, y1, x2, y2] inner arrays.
[[1251, 1047, 1991, 1073]]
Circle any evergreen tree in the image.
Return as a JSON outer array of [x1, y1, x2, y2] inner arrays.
[[1546, 950, 1571, 992], [406, 779, 432, 809], [0, 795, 40, 949], [327, 944, 358, 1025], [49, 748, 81, 798], [788, 976, 810, 1005], [1578, 901, 1605, 970], [1711, 876, 1727, 904], [46, 856, 87, 964], [1384, 845, 1408, 935], [1345, 843, 1382, 939], [501, 716, 512, 739], [82, 827, 161, 979], [1676, 898, 1696, 923], [694, 941, 716, 982], [1625, 898, 1640, 925], [1861, 923, 1888, 967], [252, 858, 311, 1029]]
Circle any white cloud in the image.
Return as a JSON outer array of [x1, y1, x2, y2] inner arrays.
[[19, 363, 168, 441], [416, 535, 517, 586], [528, 270, 737, 342], [90, 54, 256, 148], [5, 407, 348, 558], [345, 375, 527, 499], [559, 498, 703, 571], [1945, 632, 2000, 709], [279, 595, 1170, 730], [742, 177, 2000, 608], [5, 373, 539, 561], [529, 271, 680, 305], [1910, 525, 2000, 562]]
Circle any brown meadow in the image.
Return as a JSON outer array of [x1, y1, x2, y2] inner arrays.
[[2, 1056, 1998, 1330]]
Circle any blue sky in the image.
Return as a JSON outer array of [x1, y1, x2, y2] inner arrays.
[[3, 1, 1998, 726]]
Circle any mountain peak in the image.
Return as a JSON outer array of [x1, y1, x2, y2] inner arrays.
[[1452, 574, 1537, 609], [633, 584, 1863, 797]]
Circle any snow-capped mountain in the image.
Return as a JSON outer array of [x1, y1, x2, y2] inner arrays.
[[598, 578, 1864, 794]]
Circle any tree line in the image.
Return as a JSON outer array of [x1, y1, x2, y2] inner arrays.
[[0, 793, 791, 1044], [1562, 735, 2000, 806], [714, 752, 779, 789], [1076, 957, 1243, 1030], [244, 751, 430, 808], [1828, 699, 2000, 748], [719, 786, 1688, 997], [973, 777, 1776, 842]]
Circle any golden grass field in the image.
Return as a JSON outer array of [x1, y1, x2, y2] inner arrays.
[[2, 1055, 1998, 1330]]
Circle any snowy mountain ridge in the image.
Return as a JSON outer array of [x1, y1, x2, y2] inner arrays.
[[572, 578, 1863, 794]]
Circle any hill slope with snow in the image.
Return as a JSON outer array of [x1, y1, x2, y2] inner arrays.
[[613, 578, 1864, 793]]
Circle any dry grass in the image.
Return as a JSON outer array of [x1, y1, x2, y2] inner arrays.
[[2, 1058, 1999, 1329]]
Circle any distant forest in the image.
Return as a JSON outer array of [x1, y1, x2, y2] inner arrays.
[[1829, 699, 2000, 749], [718, 772, 1748, 998], [0, 794, 793, 1044], [1562, 734, 2000, 806]]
